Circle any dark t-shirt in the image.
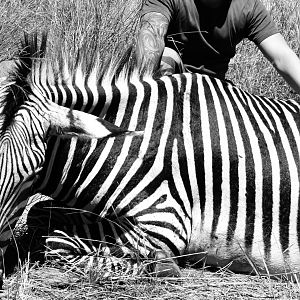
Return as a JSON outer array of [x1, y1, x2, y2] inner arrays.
[[142, 0, 279, 77]]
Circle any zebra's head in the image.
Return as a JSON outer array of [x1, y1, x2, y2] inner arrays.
[[0, 34, 140, 255]]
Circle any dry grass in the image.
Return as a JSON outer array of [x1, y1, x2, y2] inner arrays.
[[1, 0, 300, 299], [0, 0, 142, 64], [3, 261, 300, 299]]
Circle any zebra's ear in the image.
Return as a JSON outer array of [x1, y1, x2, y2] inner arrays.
[[47, 103, 143, 139]]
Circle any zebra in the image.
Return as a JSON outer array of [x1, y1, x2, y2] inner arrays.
[[7, 33, 300, 280], [0, 34, 140, 286]]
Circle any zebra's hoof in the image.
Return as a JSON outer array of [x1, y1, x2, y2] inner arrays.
[[152, 250, 182, 277]]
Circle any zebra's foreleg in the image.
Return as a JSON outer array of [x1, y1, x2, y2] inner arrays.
[[27, 202, 183, 278], [44, 229, 182, 278]]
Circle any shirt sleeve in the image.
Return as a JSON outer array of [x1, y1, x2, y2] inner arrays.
[[141, 0, 177, 22], [245, 0, 279, 45]]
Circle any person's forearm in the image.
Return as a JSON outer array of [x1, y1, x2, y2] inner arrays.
[[259, 34, 300, 94], [136, 12, 169, 73], [273, 49, 300, 94]]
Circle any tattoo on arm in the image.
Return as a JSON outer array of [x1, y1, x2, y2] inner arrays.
[[136, 12, 169, 72]]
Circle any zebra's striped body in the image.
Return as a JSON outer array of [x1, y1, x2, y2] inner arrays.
[[27, 56, 300, 277]]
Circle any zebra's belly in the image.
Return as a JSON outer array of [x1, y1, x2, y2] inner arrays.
[[185, 226, 300, 275]]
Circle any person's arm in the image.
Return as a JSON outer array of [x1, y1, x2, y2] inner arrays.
[[258, 33, 300, 94], [135, 12, 169, 74]]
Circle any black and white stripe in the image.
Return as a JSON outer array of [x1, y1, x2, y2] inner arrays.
[[27, 66, 300, 276]]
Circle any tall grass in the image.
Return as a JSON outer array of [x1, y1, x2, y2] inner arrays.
[[43, 0, 142, 70], [0, 0, 142, 64]]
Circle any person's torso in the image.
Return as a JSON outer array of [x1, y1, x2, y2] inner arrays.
[[166, 0, 249, 77]]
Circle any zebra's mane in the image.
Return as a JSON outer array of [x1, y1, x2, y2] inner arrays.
[[0, 33, 47, 134], [26, 32, 153, 95]]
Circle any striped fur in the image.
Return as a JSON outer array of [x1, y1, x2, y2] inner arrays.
[[25, 56, 300, 277], [0, 34, 139, 284]]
